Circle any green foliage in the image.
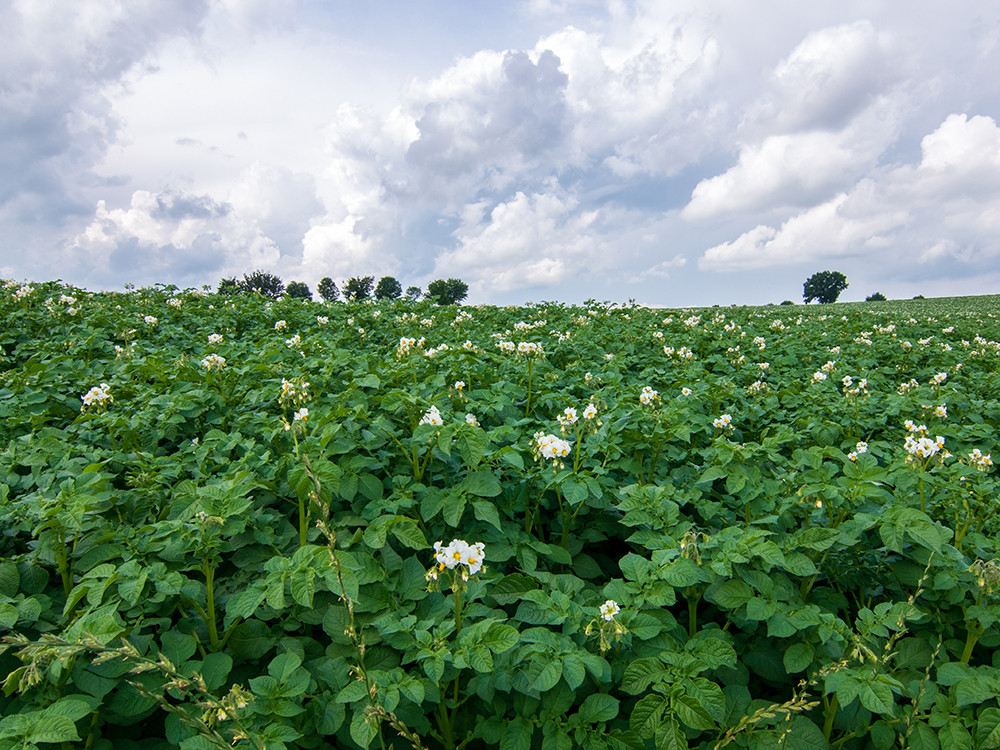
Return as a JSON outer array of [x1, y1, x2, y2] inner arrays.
[[803, 270, 849, 304], [317, 277, 340, 302], [343, 275, 374, 302], [238, 270, 284, 299], [866, 292, 887, 302], [217, 277, 239, 296], [426, 278, 469, 305], [375, 276, 403, 300], [405, 286, 422, 301], [285, 281, 311, 300], [2, 280, 1000, 749]]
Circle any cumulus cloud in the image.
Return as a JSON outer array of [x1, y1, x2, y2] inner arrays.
[[698, 113, 1000, 272], [431, 187, 604, 297], [0, 1, 209, 218], [70, 163, 322, 287]]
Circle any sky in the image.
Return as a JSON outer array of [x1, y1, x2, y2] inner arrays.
[[4, 0, 1000, 307]]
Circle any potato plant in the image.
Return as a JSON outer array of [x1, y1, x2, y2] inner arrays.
[[1, 280, 999, 749]]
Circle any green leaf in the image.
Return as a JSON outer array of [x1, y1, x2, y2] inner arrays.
[[500, 717, 533, 750], [389, 517, 428, 550], [782, 716, 829, 750], [227, 619, 274, 659], [160, 631, 197, 666], [0, 603, 17, 629], [706, 579, 752, 610], [907, 721, 939, 750], [350, 707, 378, 748], [783, 642, 814, 674], [579, 693, 619, 723], [630, 693, 668, 738], [673, 689, 715, 730], [25, 715, 81, 744], [489, 574, 538, 605], [289, 568, 315, 607], [483, 623, 519, 653], [442, 491, 467, 527], [938, 719, 972, 750], [621, 658, 669, 694], [978, 707, 1000, 749], [472, 500, 503, 531], [858, 679, 895, 715], [531, 655, 563, 692], [464, 470, 502, 497], [201, 652, 232, 691]]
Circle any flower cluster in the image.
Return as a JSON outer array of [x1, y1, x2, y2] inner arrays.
[[904, 433, 946, 461], [419, 405, 443, 427], [533, 432, 571, 466], [639, 386, 659, 406], [557, 407, 578, 429], [143, 315, 158, 326], [848, 441, 868, 461], [81, 383, 113, 412], [812, 371, 827, 383], [747, 380, 769, 396], [841, 375, 869, 398], [516, 341, 544, 357], [931, 372, 948, 386], [465, 414, 478, 427], [397, 336, 425, 357], [285, 334, 302, 349], [274, 320, 287, 330], [207, 333, 224, 345], [713, 414, 733, 430], [167, 298, 182, 308], [200, 354, 226, 371], [279, 377, 310, 407], [599, 600, 620, 621], [427, 539, 485, 583], [968, 449, 993, 472], [585, 599, 626, 652], [317, 316, 328, 325]]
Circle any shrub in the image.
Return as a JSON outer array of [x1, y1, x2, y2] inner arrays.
[[780, 299, 794, 306], [866, 292, 887, 302], [343, 276, 374, 302], [317, 277, 340, 302], [374, 276, 403, 300], [285, 281, 312, 300], [803, 270, 848, 304], [426, 278, 469, 305], [239, 270, 284, 299]]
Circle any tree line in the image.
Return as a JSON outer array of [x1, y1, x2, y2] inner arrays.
[[217, 271, 469, 305]]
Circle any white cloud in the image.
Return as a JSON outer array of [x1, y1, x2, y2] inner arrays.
[[683, 103, 899, 220], [699, 113, 1000, 272], [433, 188, 603, 297]]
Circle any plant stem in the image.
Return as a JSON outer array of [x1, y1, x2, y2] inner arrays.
[[823, 693, 839, 742], [202, 557, 219, 649]]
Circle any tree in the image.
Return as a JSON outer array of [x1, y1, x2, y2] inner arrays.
[[317, 277, 340, 302], [426, 278, 469, 305], [374, 276, 403, 300], [866, 292, 887, 302], [405, 286, 422, 301], [343, 275, 374, 302], [803, 271, 848, 304], [239, 270, 284, 299], [286, 281, 312, 300], [217, 277, 239, 296]]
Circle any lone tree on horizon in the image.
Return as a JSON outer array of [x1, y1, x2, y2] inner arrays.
[[803, 270, 848, 304]]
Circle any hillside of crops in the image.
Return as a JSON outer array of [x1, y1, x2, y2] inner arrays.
[[1, 279, 999, 750]]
